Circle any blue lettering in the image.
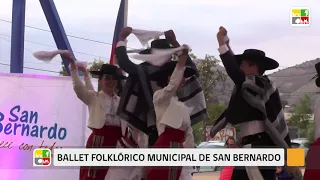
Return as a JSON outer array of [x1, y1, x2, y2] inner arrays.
[[20, 110, 38, 124], [9, 105, 20, 122], [20, 111, 28, 123], [2, 106, 67, 141], [30, 125, 38, 137], [29, 111, 38, 124], [0, 111, 4, 132], [21, 124, 30, 136], [48, 123, 57, 139], [58, 128, 67, 140], [9, 105, 38, 124], [40, 126, 48, 138], [4, 123, 12, 135], [13, 123, 21, 135]]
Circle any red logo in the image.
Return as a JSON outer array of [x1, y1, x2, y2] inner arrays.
[[300, 17, 309, 24], [42, 158, 51, 166]]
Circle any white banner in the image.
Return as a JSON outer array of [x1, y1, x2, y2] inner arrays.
[[206, 126, 236, 142], [0, 73, 96, 180], [53, 148, 285, 167]]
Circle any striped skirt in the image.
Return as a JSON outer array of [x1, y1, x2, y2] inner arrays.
[[79, 125, 122, 180], [146, 127, 185, 180]]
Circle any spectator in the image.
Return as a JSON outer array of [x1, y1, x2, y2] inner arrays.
[[276, 166, 293, 180], [219, 137, 236, 180], [286, 166, 302, 180]]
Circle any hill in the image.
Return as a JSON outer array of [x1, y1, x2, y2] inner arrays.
[[206, 58, 320, 112]]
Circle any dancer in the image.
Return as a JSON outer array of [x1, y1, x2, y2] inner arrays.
[[219, 137, 236, 180], [304, 62, 320, 179], [211, 26, 292, 180], [115, 27, 207, 147], [145, 45, 196, 180], [62, 52, 126, 180], [105, 126, 146, 180]]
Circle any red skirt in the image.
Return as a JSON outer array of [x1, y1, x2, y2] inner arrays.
[[80, 125, 122, 180], [146, 127, 185, 180], [304, 138, 320, 180]]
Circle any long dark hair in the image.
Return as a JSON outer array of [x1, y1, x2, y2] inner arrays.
[[225, 136, 235, 147]]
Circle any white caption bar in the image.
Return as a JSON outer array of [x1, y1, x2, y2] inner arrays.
[[53, 148, 284, 167]]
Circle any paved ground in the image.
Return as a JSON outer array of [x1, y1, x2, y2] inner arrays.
[[192, 168, 305, 180], [193, 172, 220, 180]]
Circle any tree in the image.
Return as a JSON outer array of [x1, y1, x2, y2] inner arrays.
[[206, 104, 226, 126], [88, 58, 105, 72], [59, 66, 69, 76], [187, 54, 227, 144], [288, 95, 312, 137], [192, 104, 226, 145], [59, 58, 105, 76], [306, 121, 315, 147], [196, 55, 227, 103]]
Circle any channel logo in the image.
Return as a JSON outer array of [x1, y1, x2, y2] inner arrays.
[[33, 149, 51, 167]]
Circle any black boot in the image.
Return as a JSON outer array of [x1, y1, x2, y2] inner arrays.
[[147, 125, 158, 147]]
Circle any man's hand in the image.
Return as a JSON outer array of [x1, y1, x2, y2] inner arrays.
[[61, 51, 75, 63], [165, 30, 176, 43], [165, 30, 180, 47], [119, 27, 132, 41], [217, 26, 228, 46], [217, 26, 227, 39], [182, 44, 189, 55]]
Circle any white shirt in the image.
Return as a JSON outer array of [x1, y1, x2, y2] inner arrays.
[[314, 97, 320, 140], [153, 65, 195, 148], [102, 92, 121, 127]]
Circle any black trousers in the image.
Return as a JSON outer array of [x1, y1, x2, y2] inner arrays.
[[231, 132, 277, 180], [147, 126, 158, 147]]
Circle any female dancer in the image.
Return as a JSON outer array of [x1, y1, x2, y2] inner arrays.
[[145, 45, 197, 180], [62, 52, 126, 180]]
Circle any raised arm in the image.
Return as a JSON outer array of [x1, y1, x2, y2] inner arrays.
[[153, 47, 188, 104], [116, 27, 138, 74], [217, 27, 245, 84], [62, 52, 94, 105], [78, 66, 95, 91], [165, 30, 199, 77]]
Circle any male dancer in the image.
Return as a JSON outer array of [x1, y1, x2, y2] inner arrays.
[[115, 27, 206, 147], [304, 62, 320, 179], [62, 52, 126, 180], [212, 27, 291, 180]]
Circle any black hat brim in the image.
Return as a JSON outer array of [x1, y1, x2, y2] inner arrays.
[[316, 78, 320, 87], [149, 61, 197, 81], [235, 54, 279, 70], [139, 47, 175, 55], [89, 70, 126, 79]]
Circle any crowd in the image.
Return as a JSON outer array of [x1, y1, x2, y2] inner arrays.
[[57, 26, 319, 180]]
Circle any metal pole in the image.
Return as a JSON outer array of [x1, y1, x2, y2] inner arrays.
[[10, 0, 26, 73]]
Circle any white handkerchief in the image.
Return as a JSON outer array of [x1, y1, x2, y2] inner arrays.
[[132, 29, 164, 46], [33, 50, 69, 61], [126, 48, 146, 54], [130, 45, 189, 66]]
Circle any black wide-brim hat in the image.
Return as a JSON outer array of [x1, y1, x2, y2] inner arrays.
[[139, 39, 174, 54], [149, 61, 197, 81], [314, 62, 320, 87], [89, 64, 126, 79], [235, 49, 279, 70]]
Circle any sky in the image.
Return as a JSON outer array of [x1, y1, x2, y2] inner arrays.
[[0, 0, 320, 76]]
